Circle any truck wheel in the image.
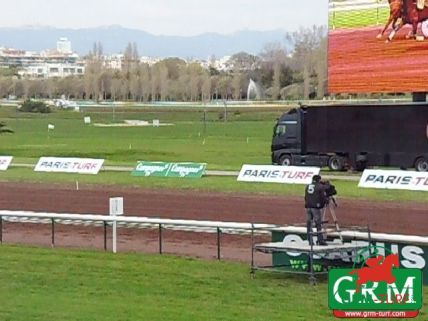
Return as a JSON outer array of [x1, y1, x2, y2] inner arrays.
[[328, 156, 345, 171], [279, 154, 292, 166], [415, 157, 428, 172], [355, 161, 367, 172]]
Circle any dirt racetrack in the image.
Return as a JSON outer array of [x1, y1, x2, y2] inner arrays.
[[329, 26, 428, 93], [0, 182, 426, 262]]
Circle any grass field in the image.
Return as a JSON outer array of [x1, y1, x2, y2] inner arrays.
[[1, 105, 427, 203], [0, 167, 426, 203], [0, 245, 426, 321], [0, 106, 282, 170], [329, 7, 390, 29], [0, 104, 426, 320]]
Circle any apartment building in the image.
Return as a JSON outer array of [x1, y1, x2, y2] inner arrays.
[[0, 38, 84, 78]]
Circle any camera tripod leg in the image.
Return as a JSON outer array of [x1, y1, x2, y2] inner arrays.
[[329, 205, 343, 243], [321, 206, 329, 225]]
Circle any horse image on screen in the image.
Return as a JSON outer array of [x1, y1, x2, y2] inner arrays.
[[329, 0, 428, 93]]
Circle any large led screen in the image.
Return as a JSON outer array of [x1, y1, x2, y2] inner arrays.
[[329, 0, 428, 93]]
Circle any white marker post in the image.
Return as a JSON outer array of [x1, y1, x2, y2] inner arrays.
[[109, 197, 124, 253]]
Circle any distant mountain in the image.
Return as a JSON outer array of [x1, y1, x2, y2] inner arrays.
[[0, 25, 289, 59]]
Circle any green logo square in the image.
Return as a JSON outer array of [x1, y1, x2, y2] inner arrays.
[[329, 268, 422, 311]]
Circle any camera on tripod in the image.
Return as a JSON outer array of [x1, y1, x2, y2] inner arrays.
[[320, 180, 343, 242], [321, 180, 337, 198]]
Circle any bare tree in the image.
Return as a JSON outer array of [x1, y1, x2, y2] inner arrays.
[[187, 63, 204, 101], [137, 64, 151, 102], [84, 48, 103, 100], [0, 78, 12, 98], [74, 77, 85, 99], [230, 52, 259, 71], [259, 42, 289, 99], [176, 71, 190, 101], [45, 78, 57, 98], [287, 25, 327, 99], [210, 75, 220, 100], [159, 65, 169, 101], [99, 71, 113, 100], [201, 73, 211, 102], [218, 75, 232, 100], [315, 37, 328, 98], [231, 73, 245, 100], [111, 76, 122, 101]]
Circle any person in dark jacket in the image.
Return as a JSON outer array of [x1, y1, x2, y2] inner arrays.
[[305, 174, 327, 246]]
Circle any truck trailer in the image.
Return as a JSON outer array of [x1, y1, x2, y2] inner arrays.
[[271, 104, 428, 171]]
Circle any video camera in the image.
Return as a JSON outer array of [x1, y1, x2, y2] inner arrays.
[[321, 180, 337, 198]]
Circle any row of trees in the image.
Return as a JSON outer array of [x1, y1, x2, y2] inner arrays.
[[0, 26, 327, 102]]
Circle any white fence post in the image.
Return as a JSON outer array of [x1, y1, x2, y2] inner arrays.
[[109, 197, 124, 253]]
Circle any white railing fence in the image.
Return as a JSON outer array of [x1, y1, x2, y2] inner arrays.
[[329, 0, 389, 13], [0, 210, 277, 259], [0, 210, 427, 259]]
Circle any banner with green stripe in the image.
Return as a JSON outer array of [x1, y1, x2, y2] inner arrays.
[[132, 161, 206, 178]]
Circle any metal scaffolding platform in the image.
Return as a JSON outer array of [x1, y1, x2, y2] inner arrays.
[[251, 225, 372, 285]]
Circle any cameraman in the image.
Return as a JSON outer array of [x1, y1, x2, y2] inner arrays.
[[304, 175, 327, 246]]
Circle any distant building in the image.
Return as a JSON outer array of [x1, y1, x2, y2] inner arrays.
[[0, 41, 239, 78], [56, 37, 72, 54], [198, 59, 210, 70], [213, 56, 232, 71], [101, 55, 161, 70], [103, 54, 123, 70], [140, 56, 161, 66], [17, 62, 85, 78], [0, 38, 84, 78]]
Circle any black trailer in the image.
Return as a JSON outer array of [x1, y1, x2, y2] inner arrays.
[[271, 104, 428, 171]]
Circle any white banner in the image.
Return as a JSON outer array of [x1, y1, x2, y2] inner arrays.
[[0, 156, 13, 171], [359, 169, 428, 191], [34, 157, 104, 175], [237, 165, 320, 185]]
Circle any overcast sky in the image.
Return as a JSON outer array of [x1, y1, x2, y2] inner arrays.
[[1, 0, 328, 35]]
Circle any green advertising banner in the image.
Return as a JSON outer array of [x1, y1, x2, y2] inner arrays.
[[271, 231, 428, 285], [167, 163, 207, 178], [132, 161, 206, 178], [132, 162, 170, 177]]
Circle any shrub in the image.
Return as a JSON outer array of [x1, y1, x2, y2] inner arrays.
[[0, 122, 13, 134], [19, 100, 51, 113]]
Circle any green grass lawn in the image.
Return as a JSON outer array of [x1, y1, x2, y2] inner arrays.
[[1, 105, 427, 203], [0, 167, 426, 203], [0, 106, 281, 170], [0, 245, 426, 321], [329, 8, 390, 29]]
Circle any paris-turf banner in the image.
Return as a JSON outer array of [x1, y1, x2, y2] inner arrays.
[[34, 157, 104, 174], [237, 165, 320, 184], [0, 156, 13, 171], [132, 161, 206, 178], [359, 169, 428, 191]]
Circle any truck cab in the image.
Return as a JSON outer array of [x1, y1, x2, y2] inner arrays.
[[272, 108, 332, 168], [271, 109, 302, 166]]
